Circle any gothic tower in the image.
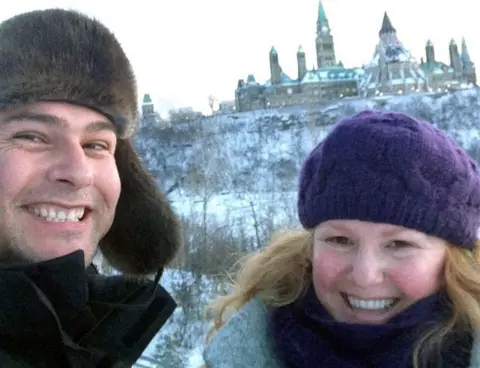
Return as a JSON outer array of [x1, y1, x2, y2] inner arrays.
[[449, 39, 462, 73], [141, 94, 154, 117], [460, 37, 476, 85], [141, 93, 157, 126], [315, 0, 336, 68], [297, 45, 307, 80], [269, 46, 282, 84], [425, 40, 435, 64]]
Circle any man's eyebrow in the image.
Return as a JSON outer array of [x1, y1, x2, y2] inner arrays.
[[1, 112, 116, 134]]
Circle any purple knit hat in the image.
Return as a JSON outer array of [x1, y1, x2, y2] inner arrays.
[[298, 110, 480, 249]]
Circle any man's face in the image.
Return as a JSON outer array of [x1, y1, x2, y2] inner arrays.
[[0, 101, 121, 266]]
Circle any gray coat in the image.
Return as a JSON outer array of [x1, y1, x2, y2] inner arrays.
[[203, 298, 480, 368]]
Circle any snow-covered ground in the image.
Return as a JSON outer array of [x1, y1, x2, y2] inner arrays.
[[133, 267, 219, 367]]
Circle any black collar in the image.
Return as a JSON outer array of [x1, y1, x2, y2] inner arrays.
[[0, 250, 176, 366]]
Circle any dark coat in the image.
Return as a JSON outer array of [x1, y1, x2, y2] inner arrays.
[[0, 250, 176, 367]]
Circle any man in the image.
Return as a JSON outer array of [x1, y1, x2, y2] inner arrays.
[[0, 8, 182, 368]]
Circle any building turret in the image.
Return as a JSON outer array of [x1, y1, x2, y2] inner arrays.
[[460, 37, 476, 85], [449, 39, 462, 72], [269, 46, 282, 84], [461, 37, 474, 69], [426, 39, 435, 64], [297, 45, 307, 81]]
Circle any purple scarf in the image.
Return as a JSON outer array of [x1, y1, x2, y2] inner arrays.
[[270, 285, 472, 368]]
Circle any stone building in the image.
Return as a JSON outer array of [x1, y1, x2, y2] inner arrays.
[[235, 2, 476, 112], [361, 12, 476, 97], [235, 0, 364, 112], [419, 37, 476, 91]]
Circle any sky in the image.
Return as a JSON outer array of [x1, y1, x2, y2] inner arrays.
[[1, 0, 478, 115]]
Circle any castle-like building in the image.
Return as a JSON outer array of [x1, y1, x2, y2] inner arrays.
[[361, 12, 476, 97], [234, 1, 476, 112]]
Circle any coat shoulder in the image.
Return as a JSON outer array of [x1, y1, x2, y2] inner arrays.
[[203, 300, 480, 368], [470, 331, 480, 367], [203, 298, 281, 368]]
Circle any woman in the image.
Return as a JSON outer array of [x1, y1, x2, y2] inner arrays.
[[202, 110, 480, 367]]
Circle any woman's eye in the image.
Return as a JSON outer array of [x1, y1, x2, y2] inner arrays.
[[325, 236, 352, 246], [387, 240, 413, 249]]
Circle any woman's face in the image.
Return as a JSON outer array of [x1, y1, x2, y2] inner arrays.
[[312, 219, 447, 324]]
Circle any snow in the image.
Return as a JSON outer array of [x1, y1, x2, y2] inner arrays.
[[133, 267, 218, 367], [186, 346, 205, 368]]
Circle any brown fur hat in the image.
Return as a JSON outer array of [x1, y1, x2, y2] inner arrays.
[[0, 8, 182, 275]]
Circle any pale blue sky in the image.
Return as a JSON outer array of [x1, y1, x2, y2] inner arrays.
[[2, 1, 478, 114]]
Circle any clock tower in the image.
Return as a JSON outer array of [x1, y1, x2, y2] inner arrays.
[[315, 0, 336, 68]]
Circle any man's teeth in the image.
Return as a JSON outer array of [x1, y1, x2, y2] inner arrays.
[[29, 206, 85, 222], [347, 296, 395, 310]]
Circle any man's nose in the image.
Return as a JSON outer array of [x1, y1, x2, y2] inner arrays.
[[46, 142, 94, 188]]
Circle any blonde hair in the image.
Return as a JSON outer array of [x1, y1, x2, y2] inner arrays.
[[205, 228, 480, 368]]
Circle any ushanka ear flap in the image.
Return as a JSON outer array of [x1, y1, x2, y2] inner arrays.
[[100, 139, 183, 275]]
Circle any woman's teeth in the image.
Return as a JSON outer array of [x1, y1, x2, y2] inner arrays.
[[346, 295, 397, 310]]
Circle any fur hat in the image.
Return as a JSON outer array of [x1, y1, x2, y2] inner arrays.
[[0, 9, 182, 274]]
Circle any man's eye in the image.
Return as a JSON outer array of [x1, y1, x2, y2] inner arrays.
[[84, 142, 109, 151], [13, 132, 45, 143]]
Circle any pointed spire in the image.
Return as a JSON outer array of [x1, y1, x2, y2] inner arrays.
[[297, 45, 304, 54], [270, 46, 277, 54], [461, 37, 474, 68], [316, 0, 330, 34], [426, 39, 433, 47], [317, 0, 329, 26], [379, 12, 396, 36]]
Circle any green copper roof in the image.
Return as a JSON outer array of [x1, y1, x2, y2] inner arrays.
[[317, 0, 328, 25], [142, 94, 152, 104]]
